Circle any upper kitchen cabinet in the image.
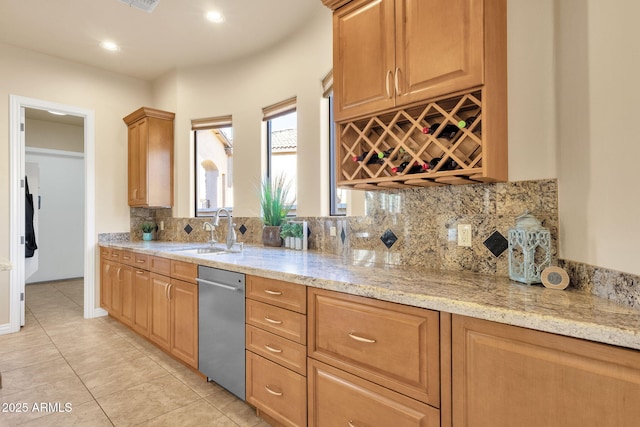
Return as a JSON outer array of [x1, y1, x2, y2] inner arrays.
[[325, 0, 508, 187], [331, 0, 484, 122], [123, 107, 175, 208]]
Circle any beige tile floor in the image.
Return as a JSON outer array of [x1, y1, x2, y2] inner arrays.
[[0, 278, 270, 427]]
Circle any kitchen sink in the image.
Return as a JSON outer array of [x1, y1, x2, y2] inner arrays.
[[175, 247, 229, 255]]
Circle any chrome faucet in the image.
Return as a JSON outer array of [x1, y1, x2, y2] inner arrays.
[[213, 208, 237, 250], [202, 221, 216, 245]]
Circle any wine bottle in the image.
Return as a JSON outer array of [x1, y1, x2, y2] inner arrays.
[[377, 147, 405, 160], [428, 157, 458, 171], [424, 123, 459, 139], [352, 151, 383, 165], [392, 161, 427, 174], [457, 116, 478, 129]]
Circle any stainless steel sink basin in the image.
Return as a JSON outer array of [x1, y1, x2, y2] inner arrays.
[[175, 247, 229, 255]]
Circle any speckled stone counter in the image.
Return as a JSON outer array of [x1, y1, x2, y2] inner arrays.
[[99, 241, 640, 351]]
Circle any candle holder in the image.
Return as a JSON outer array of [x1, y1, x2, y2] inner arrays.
[[508, 212, 551, 284]]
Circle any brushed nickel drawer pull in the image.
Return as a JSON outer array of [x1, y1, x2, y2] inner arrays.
[[136, 259, 146, 264], [385, 70, 392, 98], [264, 316, 283, 325], [348, 332, 376, 343], [348, 421, 356, 427], [264, 344, 283, 353], [264, 289, 282, 296], [264, 385, 283, 396], [136, 270, 144, 274]]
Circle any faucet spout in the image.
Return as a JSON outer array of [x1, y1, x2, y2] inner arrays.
[[213, 208, 236, 250]]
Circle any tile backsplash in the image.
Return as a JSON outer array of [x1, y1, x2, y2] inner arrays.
[[121, 177, 640, 310]]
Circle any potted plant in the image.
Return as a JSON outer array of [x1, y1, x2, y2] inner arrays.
[[141, 221, 156, 241], [291, 223, 304, 250], [259, 174, 295, 247], [280, 223, 293, 248]]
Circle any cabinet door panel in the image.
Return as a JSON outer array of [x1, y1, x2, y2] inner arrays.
[[334, 0, 396, 121], [120, 265, 134, 327], [452, 315, 640, 427], [396, 0, 484, 105], [100, 258, 112, 311], [149, 273, 171, 351], [110, 265, 123, 319], [127, 119, 148, 206], [132, 269, 151, 337], [308, 359, 439, 427], [170, 279, 198, 369]]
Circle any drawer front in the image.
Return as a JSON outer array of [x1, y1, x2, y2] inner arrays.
[[109, 248, 123, 262], [246, 352, 306, 427], [132, 253, 149, 269], [247, 275, 306, 313], [120, 251, 134, 266], [170, 260, 197, 284], [149, 256, 171, 276], [308, 288, 440, 406], [246, 325, 307, 376], [308, 359, 439, 427], [100, 247, 111, 258], [246, 300, 306, 345]]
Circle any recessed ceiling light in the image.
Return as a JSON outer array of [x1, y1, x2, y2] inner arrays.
[[48, 110, 67, 116], [100, 40, 120, 52], [206, 10, 225, 23]]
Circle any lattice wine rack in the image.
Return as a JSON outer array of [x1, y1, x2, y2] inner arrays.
[[336, 89, 505, 189]]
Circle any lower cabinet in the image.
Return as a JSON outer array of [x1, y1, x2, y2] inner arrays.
[[451, 315, 640, 426], [308, 359, 440, 427], [99, 248, 198, 370]]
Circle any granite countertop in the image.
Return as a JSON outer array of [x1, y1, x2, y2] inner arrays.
[[100, 241, 640, 351]]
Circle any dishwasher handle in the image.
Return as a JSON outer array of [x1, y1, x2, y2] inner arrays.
[[196, 277, 242, 292]]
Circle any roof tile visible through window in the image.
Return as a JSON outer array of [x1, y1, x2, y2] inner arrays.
[[271, 129, 297, 153]]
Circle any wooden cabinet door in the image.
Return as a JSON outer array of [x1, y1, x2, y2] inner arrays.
[[395, 0, 484, 106], [120, 265, 134, 327], [127, 118, 148, 206], [149, 273, 171, 352], [333, 0, 396, 121], [308, 359, 440, 427], [110, 264, 123, 319], [452, 315, 640, 427], [100, 258, 112, 311], [132, 269, 151, 337], [170, 279, 198, 369]]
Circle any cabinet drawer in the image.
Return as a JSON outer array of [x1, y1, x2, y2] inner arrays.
[[247, 275, 306, 313], [308, 288, 440, 406], [149, 256, 171, 276], [132, 253, 149, 269], [246, 300, 306, 345], [120, 251, 134, 266], [246, 325, 306, 376], [109, 249, 123, 262], [100, 247, 111, 258], [246, 352, 306, 427], [170, 260, 197, 284], [308, 359, 439, 427]]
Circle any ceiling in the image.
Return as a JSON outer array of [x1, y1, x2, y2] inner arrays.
[[0, 0, 325, 81]]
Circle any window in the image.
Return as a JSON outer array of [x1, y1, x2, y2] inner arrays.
[[263, 98, 297, 208], [192, 115, 233, 216], [324, 71, 347, 215]]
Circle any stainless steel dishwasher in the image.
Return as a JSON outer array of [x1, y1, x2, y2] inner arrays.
[[197, 266, 245, 400]]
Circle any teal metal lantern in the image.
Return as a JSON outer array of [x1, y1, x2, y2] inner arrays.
[[508, 212, 551, 284]]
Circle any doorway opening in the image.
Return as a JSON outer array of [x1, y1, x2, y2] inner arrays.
[[6, 95, 99, 335]]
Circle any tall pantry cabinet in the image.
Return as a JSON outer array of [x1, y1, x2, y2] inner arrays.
[[123, 107, 175, 208]]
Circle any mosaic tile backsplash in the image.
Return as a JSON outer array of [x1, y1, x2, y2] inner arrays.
[[123, 178, 639, 309]]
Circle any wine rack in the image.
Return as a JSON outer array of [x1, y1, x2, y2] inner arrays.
[[336, 88, 506, 189]]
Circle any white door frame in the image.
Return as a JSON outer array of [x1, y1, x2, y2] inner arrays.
[[8, 95, 104, 334]]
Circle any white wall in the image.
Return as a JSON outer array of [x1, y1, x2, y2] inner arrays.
[[25, 149, 84, 283], [555, 0, 640, 275], [0, 43, 152, 324], [159, 5, 333, 219]]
